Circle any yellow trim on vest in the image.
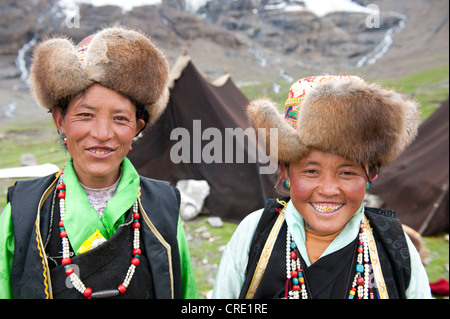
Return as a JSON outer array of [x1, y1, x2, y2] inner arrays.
[[363, 214, 389, 299], [138, 197, 175, 299], [35, 176, 58, 299], [245, 210, 285, 299]]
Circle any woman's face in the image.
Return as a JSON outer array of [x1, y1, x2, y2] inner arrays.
[[53, 84, 145, 188], [284, 149, 369, 235]]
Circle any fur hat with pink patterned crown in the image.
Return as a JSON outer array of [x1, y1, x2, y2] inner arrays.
[[247, 75, 419, 167]]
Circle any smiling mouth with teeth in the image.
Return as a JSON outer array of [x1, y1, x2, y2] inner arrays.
[[311, 203, 343, 214], [88, 149, 112, 155]]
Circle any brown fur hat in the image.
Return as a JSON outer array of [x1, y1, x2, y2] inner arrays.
[[29, 26, 170, 125], [247, 77, 419, 167]]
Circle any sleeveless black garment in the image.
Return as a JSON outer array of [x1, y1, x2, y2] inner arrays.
[[9, 173, 181, 299], [239, 198, 411, 299]]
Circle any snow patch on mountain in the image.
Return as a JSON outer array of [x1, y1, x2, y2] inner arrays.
[[265, 0, 376, 17]]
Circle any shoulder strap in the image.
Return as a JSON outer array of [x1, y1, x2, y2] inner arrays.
[[239, 197, 289, 299], [245, 211, 285, 299]]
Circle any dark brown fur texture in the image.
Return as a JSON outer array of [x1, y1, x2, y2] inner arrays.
[[29, 27, 169, 125], [247, 79, 419, 166]]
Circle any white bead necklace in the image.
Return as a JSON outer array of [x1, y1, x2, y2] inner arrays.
[[56, 172, 142, 298]]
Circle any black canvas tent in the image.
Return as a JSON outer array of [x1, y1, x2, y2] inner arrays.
[[128, 56, 276, 223], [371, 98, 449, 236]]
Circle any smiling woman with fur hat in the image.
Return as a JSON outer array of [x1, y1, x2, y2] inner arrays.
[[0, 27, 197, 299], [213, 76, 431, 299]]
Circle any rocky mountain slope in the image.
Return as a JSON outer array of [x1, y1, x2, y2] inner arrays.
[[0, 0, 448, 123]]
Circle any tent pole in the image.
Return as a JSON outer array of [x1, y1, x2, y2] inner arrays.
[[418, 183, 449, 235]]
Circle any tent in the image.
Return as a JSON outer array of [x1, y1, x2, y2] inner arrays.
[[370, 98, 449, 236], [128, 56, 277, 223]]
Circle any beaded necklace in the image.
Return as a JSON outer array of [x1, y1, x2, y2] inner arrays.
[[56, 170, 142, 299], [285, 219, 373, 299]]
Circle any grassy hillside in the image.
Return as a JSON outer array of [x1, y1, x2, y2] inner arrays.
[[377, 64, 449, 119]]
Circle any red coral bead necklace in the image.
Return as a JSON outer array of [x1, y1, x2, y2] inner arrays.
[[56, 169, 141, 298]]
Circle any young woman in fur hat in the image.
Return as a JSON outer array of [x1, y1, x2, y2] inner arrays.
[[212, 76, 431, 299], [0, 27, 197, 299]]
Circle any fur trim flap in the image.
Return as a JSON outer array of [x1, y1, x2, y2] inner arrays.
[[29, 37, 92, 110], [247, 98, 308, 163], [29, 27, 170, 125]]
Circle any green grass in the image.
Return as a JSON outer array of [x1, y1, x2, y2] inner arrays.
[[183, 216, 238, 298], [423, 234, 449, 283], [0, 118, 68, 168], [423, 234, 449, 299], [240, 80, 291, 110], [0, 118, 69, 211], [377, 64, 449, 119]]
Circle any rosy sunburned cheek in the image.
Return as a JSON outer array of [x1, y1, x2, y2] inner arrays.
[[290, 180, 314, 198], [343, 182, 367, 201]]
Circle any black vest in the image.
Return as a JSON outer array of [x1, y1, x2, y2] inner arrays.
[[8, 173, 182, 299], [239, 198, 411, 299]]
